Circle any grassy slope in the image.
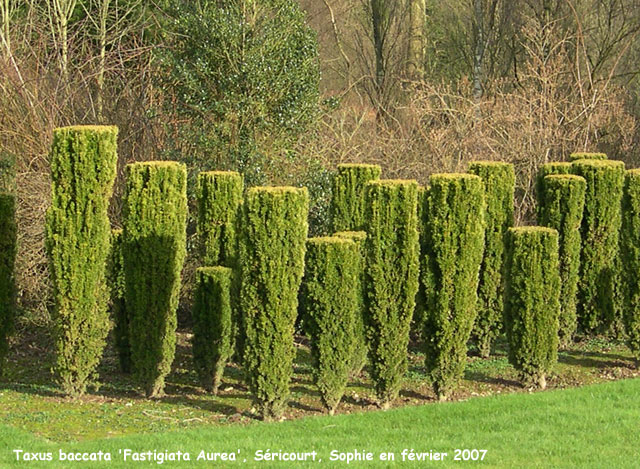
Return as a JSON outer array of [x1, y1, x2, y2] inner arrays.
[[1, 378, 639, 468]]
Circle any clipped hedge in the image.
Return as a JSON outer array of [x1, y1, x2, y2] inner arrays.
[[333, 230, 368, 376], [364, 179, 419, 408], [535, 162, 572, 212], [0, 152, 16, 374], [422, 174, 485, 400], [123, 161, 187, 397], [504, 227, 560, 389], [621, 169, 640, 362], [538, 175, 586, 347], [192, 266, 233, 394], [45, 126, 118, 395], [196, 171, 244, 267], [239, 187, 308, 420], [302, 237, 358, 414], [107, 229, 130, 373], [469, 161, 515, 357], [569, 152, 607, 161], [571, 159, 624, 333], [331, 163, 381, 232]]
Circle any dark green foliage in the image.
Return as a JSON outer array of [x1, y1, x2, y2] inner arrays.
[[333, 230, 368, 376], [239, 187, 308, 419], [302, 237, 358, 413], [0, 152, 16, 374], [331, 164, 382, 232], [504, 227, 560, 388], [157, 0, 320, 185], [422, 174, 485, 400], [469, 161, 515, 357], [621, 170, 640, 362], [364, 180, 419, 407], [196, 171, 244, 267], [569, 152, 607, 161], [192, 266, 233, 394], [107, 229, 130, 373], [570, 159, 624, 333], [414, 185, 428, 329], [45, 126, 118, 395], [538, 175, 586, 348], [535, 162, 572, 212], [123, 162, 187, 397]]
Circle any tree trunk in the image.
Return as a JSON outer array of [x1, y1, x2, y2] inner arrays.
[[406, 0, 425, 81]]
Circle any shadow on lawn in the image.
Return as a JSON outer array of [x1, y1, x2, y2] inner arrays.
[[558, 351, 633, 369]]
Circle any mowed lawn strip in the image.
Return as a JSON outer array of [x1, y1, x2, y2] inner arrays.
[[1, 378, 638, 468]]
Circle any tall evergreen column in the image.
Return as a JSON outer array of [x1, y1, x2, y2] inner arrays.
[[45, 126, 118, 395], [123, 161, 187, 398]]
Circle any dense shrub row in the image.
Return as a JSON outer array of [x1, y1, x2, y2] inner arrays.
[[14, 126, 640, 416]]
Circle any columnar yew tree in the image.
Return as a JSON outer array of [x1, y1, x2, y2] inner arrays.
[[333, 230, 368, 376], [621, 169, 640, 363], [535, 162, 571, 211], [0, 153, 16, 374], [123, 162, 187, 398], [538, 175, 586, 348], [107, 229, 130, 373], [569, 152, 607, 161], [571, 159, 624, 333], [196, 171, 244, 267], [302, 237, 358, 414], [504, 227, 560, 389], [45, 126, 118, 395], [239, 187, 308, 420], [331, 164, 382, 232], [364, 179, 419, 408], [192, 266, 233, 393], [422, 174, 485, 400], [469, 161, 515, 357]]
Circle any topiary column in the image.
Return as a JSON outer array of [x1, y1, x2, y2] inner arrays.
[[504, 227, 560, 389], [45, 126, 118, 395], [364, 179, 419, 408], [535, 162, 572, 213], [192, 266, 233, 394], [469, 161, 515, 357], [538, 175, 586, 348], [571, 159, 624, 333], [123, 161, 187, 398], [333, 230, 368, 376], [422, 174, 485, 401], [621, 169, 640, 364], [0, 152, 16, 375], [239, 187, 308, 420], [331, 164, 381, 232], [196, 171, 244, 267], [107, 229, 130, 373], [302, 237, 358, 414]]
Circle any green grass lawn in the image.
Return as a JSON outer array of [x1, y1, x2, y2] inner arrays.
[[1, 378, 639, 468], [1, 332, 638, 467]]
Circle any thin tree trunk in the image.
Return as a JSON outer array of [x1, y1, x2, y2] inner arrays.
[[406, 0, 425, 81]]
